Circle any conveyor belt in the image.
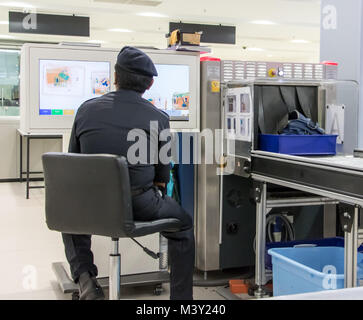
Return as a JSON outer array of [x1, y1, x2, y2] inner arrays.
[[251, 151, 363, 205]]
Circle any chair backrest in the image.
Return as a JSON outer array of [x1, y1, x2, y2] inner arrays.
[[42, 152, 135, 239]]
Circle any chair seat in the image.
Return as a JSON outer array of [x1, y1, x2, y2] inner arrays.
[[43, 153, 184, 239], [130, 218, 183, 238]]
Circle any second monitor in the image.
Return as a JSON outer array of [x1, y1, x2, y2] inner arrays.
[[144, 64, 190, 121]]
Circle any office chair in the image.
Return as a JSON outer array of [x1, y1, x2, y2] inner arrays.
[[42, 152, 183, 300]]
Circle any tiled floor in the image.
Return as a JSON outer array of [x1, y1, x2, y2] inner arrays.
[[0, 182, 236, 300]]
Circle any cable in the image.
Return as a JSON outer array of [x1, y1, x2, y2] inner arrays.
[[132, 237, 255, 287], [193, 268, 255, 287], [131, 238, 160, 260], [267, 214, 295, 243], [193, 280, 230, 287], [253, 212, 295, 253]]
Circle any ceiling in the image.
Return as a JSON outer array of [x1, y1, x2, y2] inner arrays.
[[0, 0, 321, 62]]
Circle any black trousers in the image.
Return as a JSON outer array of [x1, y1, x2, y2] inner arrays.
[[62, 187, 195, 300]]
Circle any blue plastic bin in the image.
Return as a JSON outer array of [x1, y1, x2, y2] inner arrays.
[[259, 134, 338, 156], [268, 247, 363, 296], [265, 237, 363, 270]]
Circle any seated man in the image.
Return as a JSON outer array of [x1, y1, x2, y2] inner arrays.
[[62, 46, 195, 300]]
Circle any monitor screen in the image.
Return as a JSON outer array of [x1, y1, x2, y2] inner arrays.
[[143, 64, 190, 121], [39, 59, 111, 116]]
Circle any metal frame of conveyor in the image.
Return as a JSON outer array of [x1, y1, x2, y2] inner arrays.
[[252, 151, 363, 296]]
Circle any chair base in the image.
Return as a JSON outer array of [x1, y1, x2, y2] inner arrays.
[[52, 262, 170, 297]]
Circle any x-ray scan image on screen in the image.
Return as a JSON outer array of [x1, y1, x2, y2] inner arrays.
[[143, 64, 190, 121], [39, 59, 111, 116]]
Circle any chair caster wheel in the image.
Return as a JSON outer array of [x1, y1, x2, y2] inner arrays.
[[72, 291, 80, 300], [154, 285, 163, 296]]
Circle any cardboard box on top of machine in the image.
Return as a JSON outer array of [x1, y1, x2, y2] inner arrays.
[[167, 29, 203, 47]]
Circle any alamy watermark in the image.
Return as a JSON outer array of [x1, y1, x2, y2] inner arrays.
[[126, 121, 236, 175], [22, 265, 38, 290], [322, 265, 337, 290], [21, 9, 38, 30]]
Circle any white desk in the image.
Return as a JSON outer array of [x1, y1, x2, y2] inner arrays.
[[17, 129, 63, 199]]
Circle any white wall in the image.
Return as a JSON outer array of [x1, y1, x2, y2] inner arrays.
[[320, 0, 362, 149], [0, 117, 62, 180], [0, 117, 19, 180]]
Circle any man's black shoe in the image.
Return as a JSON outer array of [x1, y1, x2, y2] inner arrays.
[[78, 272, 105, 300]]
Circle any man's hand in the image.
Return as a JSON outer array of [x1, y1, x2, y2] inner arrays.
[[154, 182, 166, 197], [154, 182, 166, 189]]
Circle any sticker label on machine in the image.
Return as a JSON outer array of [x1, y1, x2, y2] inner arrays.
[[225, 87, 253, 142], [325, 104, 345, 144]]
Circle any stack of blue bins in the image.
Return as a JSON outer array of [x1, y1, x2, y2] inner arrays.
[[268, 239, 363, 296]]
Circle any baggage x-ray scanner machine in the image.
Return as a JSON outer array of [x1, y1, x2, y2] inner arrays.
[[198, 58, 361, 297], [221, 78, 361, 297]]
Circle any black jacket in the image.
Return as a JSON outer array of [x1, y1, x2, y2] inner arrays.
[[68, 89, 171, 190]]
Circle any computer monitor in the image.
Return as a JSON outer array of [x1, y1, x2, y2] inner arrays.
[[20, 44, 200, 133], [39, 59, 111, 117], [144, 49, 200, 130], [143, 64, 190, 121]]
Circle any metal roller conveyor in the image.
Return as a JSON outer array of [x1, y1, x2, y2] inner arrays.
[[252, 151, 363, 205]]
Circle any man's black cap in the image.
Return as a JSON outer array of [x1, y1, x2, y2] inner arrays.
[[116, 46, 158, 77]]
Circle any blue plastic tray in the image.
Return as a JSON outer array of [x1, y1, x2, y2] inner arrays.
[[259, 134, 338, 156], [265, 237, 363, 270], [269, 247, 363, 296]]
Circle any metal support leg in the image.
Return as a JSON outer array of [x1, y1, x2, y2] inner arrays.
[[26, 137, 30, 199], [324, 204, 337, 238], [344, 207, 359, 288], [254, 182, 267, 298], [19, 134, 23, 182], [109, 238, 121, 300], [159, 234, 168, 271]]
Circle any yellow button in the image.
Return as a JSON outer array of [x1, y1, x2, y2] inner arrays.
[[63, 110, 75, 116], [268, 68, 277, 78]]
